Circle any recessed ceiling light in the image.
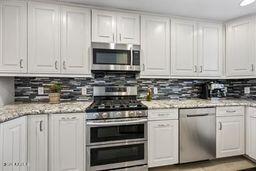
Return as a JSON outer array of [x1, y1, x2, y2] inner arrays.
[[240, 0, 256, 6]]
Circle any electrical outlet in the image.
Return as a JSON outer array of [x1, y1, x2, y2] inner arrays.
[[38, 87, 44, 95], [153, 87, 158, 94], [244, 87, 250, 94], [82, 87, 87, 95]]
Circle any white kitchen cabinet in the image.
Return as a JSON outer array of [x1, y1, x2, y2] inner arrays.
[[148, 109, 178, 168], [92, 9, 116, 43], [61, 6, 91, 75], [226, 17, 254, 77], [49, 113, 85, 171], [171, 19, 197, 77], [216, 116, 244, 158], [92, 9, 140, 44], [28, 2, 60, 74], [246, 107, 256, 160], [198, 22, 223, 77], [140, 15, 170, 78], [0, 0, 27, 73], [171, 19, 223, 77], [28, 115, 48, 171], [0, 116, 27, 171], [116, 13, 140, 44]]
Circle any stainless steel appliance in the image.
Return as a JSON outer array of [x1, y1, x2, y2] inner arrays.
[[201, 82, 226, 99], [91, 43, 140, 72], [179, 108, 216, 164], [86, 86, 148, 171]]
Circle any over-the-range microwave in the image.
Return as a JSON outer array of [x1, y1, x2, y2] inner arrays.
[[91, 43, 141, 72]]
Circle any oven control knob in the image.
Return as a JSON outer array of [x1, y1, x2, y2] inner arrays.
[[101, 112, 108, 119], [93, 113, 100, 119]]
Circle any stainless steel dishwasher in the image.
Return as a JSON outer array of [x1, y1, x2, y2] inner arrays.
[[179, 108, 216, 164]]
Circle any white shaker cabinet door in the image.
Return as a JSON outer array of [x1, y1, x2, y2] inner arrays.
[[116, 13, 140, 45], [61, 6, 91, 75], [28, 115, 48, 171], [28, 2, 60, 74], [92, 9, 116, 43], [216, 116, 244, 158], [141, 15, 170, 78], [49, 113, 85, 171], [198, 22, 223, 77], [0, 117, 27, 171], [0, 0, 27, 73], [226, 17, 254, 77], [148, 120, 178, 168], [246, 107, 256, 160], [171, 19, 197, 77]]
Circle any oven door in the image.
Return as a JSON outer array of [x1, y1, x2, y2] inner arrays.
[[87, 118, 147, 146], [92, 48, 140, 71], [87, 141, 147, 171]]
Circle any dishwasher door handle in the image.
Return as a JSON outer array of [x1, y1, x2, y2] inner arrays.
[[187, 114, 209, 117]]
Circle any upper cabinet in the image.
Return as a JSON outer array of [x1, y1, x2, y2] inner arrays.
[[171, 19, 197, 77], [198, 22, 223, 77], [140, 15, 170, 78], [61, 6, 91, 75], [92, 9, 140, 44], [0, 0, 27, 73], [171, 19, 223, 77], [28, 2, 60, 74], [28, 2, 91, 75], [226, 17, 255, 77]]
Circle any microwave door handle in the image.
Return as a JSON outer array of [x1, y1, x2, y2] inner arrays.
[[87, 119, 147, 127]]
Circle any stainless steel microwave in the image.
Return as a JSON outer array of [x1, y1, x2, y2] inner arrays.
[[91, 43, 140, 72]]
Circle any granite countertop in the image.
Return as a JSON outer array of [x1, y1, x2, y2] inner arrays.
[[0, 101, 92, 123], [141, 99, 256, 109], [1, 99, 256, 123]]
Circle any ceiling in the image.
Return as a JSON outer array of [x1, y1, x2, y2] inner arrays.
[[59, 0, 256, 21]]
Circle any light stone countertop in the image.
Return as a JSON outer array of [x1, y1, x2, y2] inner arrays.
[[141, 99, 256, 109], [0, 101, 92, 123], [1, 99, 256, 123]]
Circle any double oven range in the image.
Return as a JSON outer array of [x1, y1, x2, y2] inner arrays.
[[86, 86, 148, 171]]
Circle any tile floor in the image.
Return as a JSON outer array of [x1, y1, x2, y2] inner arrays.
[[150, 156, 256, 171]]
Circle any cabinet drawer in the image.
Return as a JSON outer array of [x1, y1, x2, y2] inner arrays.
[[217, 106, 244, 117], [148, 109, 178, 121]]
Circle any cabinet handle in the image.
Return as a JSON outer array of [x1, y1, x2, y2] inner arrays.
[[119, 33, 122, 41], [143, 64, 145, 71], [39, 120, 43, 132], [194, 65, 197, 72], [252, 64, 254, 72], [61, 116, 77, 120], [55, 61, 58, 70], [112, 33, 115, 42], [226, 110, 236, 113], [158, 124, 170, 127], [200, 66, 203, 73], [219, 122, 222, 130], [63, 61, 67, 70], [20, 59, 24, 69]]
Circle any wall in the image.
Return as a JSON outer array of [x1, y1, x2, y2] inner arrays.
[[14, 73, 256, 102]]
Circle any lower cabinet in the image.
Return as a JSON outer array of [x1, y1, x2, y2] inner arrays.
[[0, 116, 27, 171], [49, 113, 85, 171], [216, 107, 245, 158], [148, 109, 179, 168], [246, 107, 256, 160], [28, 115, 48, 171]]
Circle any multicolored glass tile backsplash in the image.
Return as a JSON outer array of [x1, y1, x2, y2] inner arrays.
[[14, 73, 256, 102]]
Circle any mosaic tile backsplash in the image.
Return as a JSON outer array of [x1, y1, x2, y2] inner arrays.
[[14, 73, 256, 102]]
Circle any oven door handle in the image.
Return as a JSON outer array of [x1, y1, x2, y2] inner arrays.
[[87, 119, 148, 126]]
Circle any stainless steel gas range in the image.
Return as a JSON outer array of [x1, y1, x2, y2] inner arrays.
[[86, 86, 148, 171]]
